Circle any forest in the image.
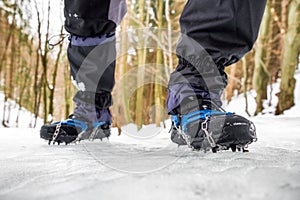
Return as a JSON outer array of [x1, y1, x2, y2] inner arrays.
[[0, 0, 299, 129]]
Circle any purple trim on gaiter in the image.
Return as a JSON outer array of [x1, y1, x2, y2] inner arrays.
[[73, 100, 112, 123], [166, 84, 222, 114], [96, 108, 112, 123], [71, 33, 115, 47]]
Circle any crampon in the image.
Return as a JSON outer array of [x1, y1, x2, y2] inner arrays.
[[170, 105, 257, 153], [40, 115, 111, 145]]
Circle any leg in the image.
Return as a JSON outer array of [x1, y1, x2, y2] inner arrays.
[[168, 0, 266, 149], [168, 0, 267, 114], [40, 0, 127, 144], [66, 0, 127, 123]]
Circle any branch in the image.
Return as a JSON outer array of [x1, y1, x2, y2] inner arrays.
[[126, 9, 167, 51]]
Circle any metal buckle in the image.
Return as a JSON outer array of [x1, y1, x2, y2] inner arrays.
[[51, 122, 62, 144], [174, 125, 194, 150], [201, 116, 216, 148]]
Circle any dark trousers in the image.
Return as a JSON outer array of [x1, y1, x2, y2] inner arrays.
[[65, 0, 266, 114], [167, 0, 267, 114]]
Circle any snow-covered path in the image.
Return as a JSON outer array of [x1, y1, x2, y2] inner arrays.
[[0, 116, 299, 200]]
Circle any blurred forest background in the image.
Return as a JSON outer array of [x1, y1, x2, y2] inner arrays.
[[0, 0, 299, 128]]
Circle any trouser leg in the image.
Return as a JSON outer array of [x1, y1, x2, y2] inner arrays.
[[167, 0, 267, 114], [64, 0, 127, 122], [64, 0, 127, 36], [68, 35, 116, 122]]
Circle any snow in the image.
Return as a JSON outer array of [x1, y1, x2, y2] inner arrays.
[[0, 99, 43, 128], [0, 118, 300, 200], [0, 73, 299, 200], [0, 92, 43, 128], [224, 69, 300, 118]]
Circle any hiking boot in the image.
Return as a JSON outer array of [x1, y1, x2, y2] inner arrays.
[[170, 97, 257, 152], [40, 114, 111, 145]]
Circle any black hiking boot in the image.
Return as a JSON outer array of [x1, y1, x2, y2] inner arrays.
[[40, 115, 111, 145], [170, 97, 257, 152]]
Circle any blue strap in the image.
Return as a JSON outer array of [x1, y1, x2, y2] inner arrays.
[[171, 110, 234, 133], [53, 119, 106, 132], [92, 121, 106, 128], [171, 115, 180, 127]]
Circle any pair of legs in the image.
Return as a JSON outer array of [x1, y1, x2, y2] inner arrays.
[[41, 0, 266, 148], [66, 0, 266, 118]]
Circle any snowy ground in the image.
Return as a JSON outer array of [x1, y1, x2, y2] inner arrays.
[[0, 116, 300, 200], [0, 72, 299, 200]]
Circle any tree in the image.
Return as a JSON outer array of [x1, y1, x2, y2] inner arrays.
[[276, 0, 300, 114]]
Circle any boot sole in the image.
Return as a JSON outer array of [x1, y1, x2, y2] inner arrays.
[[40, 124, 111, 145], [40, 125, 78, 144]]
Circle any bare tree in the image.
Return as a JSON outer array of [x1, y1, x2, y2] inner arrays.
[[276, 0, 300, 114]]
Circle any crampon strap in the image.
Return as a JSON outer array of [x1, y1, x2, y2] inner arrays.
[[53, 119, 106, 132], [171, 110, 234, 133]]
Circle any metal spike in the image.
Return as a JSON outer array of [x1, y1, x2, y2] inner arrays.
[[48, 140, 51, 145], [231, 145, 237, 152], [242, 148, 249, 153], [57, 141, 61, 145], [65, 142, 68, 145], [212, 147, 217, 153], [237, 147, 241, 152]]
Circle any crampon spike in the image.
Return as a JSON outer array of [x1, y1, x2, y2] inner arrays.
[[48, 140, 51, 145], [242, 148, 249, 153], [212, 147, 218, 153], [231, 145, 237, 152]]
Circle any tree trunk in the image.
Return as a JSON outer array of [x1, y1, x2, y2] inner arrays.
[[113, 14, 130, 132], [154, 0, 164, 127], [253, 3, 271, 115], [48, 26, 64, 123], [64, 62, 73, 119], [165, 0, 173, 78], [135, 0, 146, 129], [276, 0, 300, 114], [33, 0, 43, 127], [40, 0, 51, 123], [242, 58, 251, 117]]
